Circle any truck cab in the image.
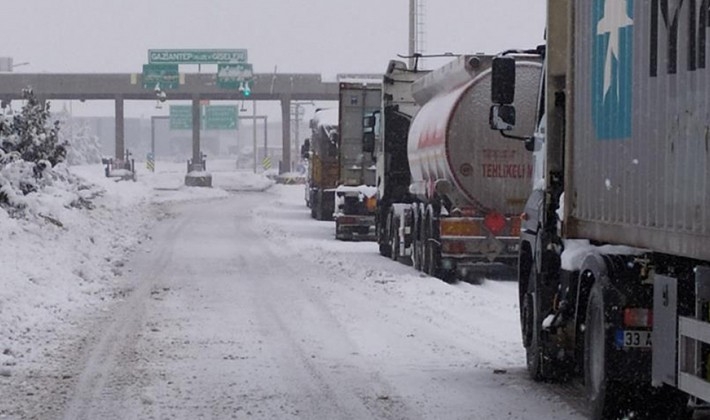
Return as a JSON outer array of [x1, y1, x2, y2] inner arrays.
[[488, 2, 710, 418]]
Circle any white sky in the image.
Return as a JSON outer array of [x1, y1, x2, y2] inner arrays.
[[2, 0, 545, 117]]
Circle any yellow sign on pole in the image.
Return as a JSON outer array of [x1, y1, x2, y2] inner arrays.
[[146, 152, 155, 172], [262, 156, 272, 170]]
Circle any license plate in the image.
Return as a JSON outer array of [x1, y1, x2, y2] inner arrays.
[[621, 330, 652, 348]]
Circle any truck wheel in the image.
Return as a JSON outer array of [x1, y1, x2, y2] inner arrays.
[[310, 194, 318, 219], [379, 241, 391, 257], [585, 281, 626, 420], [390, 216, 400, 261], [411, 211, 423, 271], [522, 269, 554, 381], [425, 217, 446, 281], [380, 212, 393, 258], [414, 236, 424, 271], [377, 211, 390, 256], [422, 217, 432, 275], [311, 191, 321, 219]]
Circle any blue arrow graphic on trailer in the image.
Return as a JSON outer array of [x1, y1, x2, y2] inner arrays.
[[592, 0, 634, 140]]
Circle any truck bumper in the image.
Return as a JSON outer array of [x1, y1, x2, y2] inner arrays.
[[335, 215, 376, 241], [440, 235, 520, 264]]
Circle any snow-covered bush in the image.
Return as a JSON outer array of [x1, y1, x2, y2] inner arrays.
[[1, 88, 67, 167], [0, 88, 81, 214]]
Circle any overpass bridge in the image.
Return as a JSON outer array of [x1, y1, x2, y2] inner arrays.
[[0, 72, 378, 174]]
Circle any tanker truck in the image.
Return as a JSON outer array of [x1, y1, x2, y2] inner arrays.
[[333, 81, 381, 240], [373, 54, 541, 282], [306, 108, 338, 220], [371, 60, 428, 259], [489, 1, 710, 418]]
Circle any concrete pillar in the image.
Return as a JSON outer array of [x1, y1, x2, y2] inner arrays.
[[185, 95, 212, 186], [280, 97, 291, 173], [263, 116, 268, 161], [252, 100, 257, 173], [191, 96, 201, 169], [115, 97, 124, 160]]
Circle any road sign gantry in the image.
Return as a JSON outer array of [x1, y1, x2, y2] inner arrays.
[[0, 71, 379, 174]]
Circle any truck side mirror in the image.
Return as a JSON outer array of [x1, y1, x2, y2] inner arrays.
[[489, 104, 516, 131], [362, 112, 378, 154], [491, 56, 516, 105], [363, 115, 376, 129]]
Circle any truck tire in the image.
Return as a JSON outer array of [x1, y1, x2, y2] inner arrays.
[[412, 235, 423, 271], [379, 211, 393, 258], [310, 192, 319, 219], [521, 269, 554, 381], [382, 215, 392, 258], [379, 242, 391, 257], [422, 216, 432, 275], [390, 214, 400, 261], [391, 227, 400, 262], [585, 280, 626, 420], [411, 207, 424, 271], [425, 216, 449, 282]]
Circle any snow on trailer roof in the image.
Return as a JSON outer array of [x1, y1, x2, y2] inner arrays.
[[338, 78, 382, 85], [312, 108, 339, 128]]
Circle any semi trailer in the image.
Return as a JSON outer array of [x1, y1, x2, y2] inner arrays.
[[489, 1, 710, 418], [306, 108, 339, 221], [333, 81, 381, 240], [373, 55, 541, 282]]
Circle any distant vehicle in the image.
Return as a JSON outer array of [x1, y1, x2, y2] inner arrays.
[[305, 108, 339, 220], [371, 55, 541, 282], [333, 81, 381, 240], [489, 1, 710, 418]]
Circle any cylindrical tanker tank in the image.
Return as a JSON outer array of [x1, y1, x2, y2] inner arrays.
[[407, 55, 541, 214]]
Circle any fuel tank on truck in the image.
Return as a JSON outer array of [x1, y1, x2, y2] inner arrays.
[[407, 54, 541, 214]]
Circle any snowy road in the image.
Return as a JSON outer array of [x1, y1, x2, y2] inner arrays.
[[2, 174, 585, 419]]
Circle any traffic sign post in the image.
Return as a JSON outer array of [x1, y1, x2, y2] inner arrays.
[[146, 152, 155, 172], [142, 64, 180, 90], [262, 156, 272, 171]]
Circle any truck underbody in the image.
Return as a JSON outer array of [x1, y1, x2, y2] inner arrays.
[[334, 187, 376, 241], [379, 199, 521, 283]]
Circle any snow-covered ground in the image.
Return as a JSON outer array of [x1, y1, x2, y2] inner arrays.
[[0, 160, 269, 404], [0, 159, 583, 419]]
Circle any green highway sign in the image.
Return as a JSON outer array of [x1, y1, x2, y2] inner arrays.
[[217, 63, 253, 90], [169, 105, 193, 130], [142, 63, 180, 90], [148, 49, 248, 65], [169, 105, 238, 130], [205, 105, 238, 130]]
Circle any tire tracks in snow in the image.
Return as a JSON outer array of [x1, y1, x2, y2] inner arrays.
[[59, 210, 191, 420], [248, 238, 424, 420]]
